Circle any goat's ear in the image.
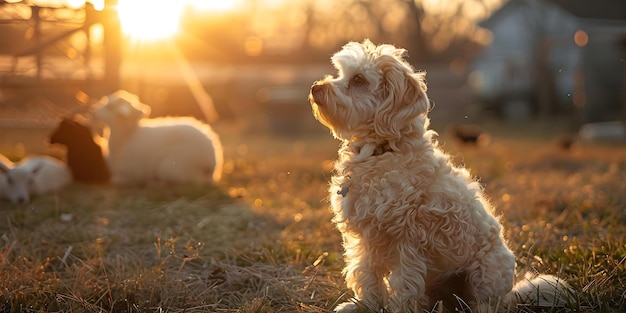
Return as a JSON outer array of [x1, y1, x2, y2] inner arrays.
[[115, 99, 136, 117], [138, 103, 151, 116], [0, 163, 9, 174]]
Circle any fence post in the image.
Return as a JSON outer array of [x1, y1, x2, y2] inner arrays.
[[102, 0, 121, 92]]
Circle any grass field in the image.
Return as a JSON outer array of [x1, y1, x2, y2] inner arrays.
[[1, 120, 625, 312]]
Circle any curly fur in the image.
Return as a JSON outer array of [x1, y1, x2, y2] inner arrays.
[[309, 40, 572, 312]]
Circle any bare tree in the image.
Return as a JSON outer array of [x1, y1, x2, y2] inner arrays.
[[403, 0, 430, 61], [295, 0, 496, 62], [179, 0, 498, 62]]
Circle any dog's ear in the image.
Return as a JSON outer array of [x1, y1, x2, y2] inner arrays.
[[379, 56, 428, 110], [374, 56, 429, 139]]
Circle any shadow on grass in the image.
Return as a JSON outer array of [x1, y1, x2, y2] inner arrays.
[[0, 181, 341, 312]]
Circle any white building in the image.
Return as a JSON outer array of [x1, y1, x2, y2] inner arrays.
[[471, 0, 626, 123]]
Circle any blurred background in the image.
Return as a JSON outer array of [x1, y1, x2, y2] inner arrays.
[[0, 0, 625, 155]]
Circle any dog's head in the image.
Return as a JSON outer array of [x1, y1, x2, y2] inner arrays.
[[309, 40, 429, 141]]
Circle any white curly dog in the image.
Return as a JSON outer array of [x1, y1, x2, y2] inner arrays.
[[309, 40, 572, 312]]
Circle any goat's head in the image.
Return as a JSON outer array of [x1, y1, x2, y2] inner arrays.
[[0, 164, 41, 205], [92, 90, 151, 128], [49, 118, 94, 146]]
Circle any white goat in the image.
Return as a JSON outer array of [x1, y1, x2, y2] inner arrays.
[[91, 90, 223, 186], [0, 156, 72, 204], [0, 153, 14, 198]]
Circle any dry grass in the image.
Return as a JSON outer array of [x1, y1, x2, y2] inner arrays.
[[1, 120, 625, 312]]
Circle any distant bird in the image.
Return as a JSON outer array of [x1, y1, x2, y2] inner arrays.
[[448, 124, 491, 147], [554, 133, 578, 151], [49, 117, 111, 184]]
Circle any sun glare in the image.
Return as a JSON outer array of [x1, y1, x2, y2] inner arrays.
[[115, 0, 242, 41], [187, 0, 242, 12], [57, 0, 243, 41], [117, 0, 183, 41]]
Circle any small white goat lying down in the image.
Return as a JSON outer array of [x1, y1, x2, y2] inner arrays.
[[92, 90, 223, 186], [0, 155, 72, 204]]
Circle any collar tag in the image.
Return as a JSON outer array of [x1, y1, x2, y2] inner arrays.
[[338, 185, 350, 197]]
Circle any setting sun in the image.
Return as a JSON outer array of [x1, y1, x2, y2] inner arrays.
[[116, 0, 242, 41], [187, 0, 243, 12], [117, 0, 183, 41]]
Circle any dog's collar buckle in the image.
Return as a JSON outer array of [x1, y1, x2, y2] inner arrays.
[[338, 185, 350, 197], [338, 179, 351, 197], [351, 141, 393, 156], [373, 142, 393, 156]]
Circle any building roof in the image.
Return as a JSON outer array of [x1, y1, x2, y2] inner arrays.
[[547, 0, 626, 21], [478, 0, 512, 29]]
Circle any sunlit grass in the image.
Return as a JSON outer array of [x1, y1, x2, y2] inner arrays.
[[1, 121, 625, 312]]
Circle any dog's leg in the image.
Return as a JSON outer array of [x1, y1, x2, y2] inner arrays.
[[387, 250, 429, 313], [467, 245, 515, 303], [337, 237, 389, 312]]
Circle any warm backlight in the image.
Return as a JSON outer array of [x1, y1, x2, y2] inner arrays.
[[117, 0, 183, 41], [116, 0, 241, 41], [574, 30, 588, 47], [187, 0, 241, 12]]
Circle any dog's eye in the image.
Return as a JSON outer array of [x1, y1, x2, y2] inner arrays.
[[352, 74, 366, 86]]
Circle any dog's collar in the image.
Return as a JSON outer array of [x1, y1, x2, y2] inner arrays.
[[350, 141, 394, 157], [338, 181, 350, 197], [338, 141, 393, 198], [371, 142, 393, 156]]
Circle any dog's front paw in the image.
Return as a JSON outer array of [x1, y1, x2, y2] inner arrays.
[[334, 302, 359, 313]]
